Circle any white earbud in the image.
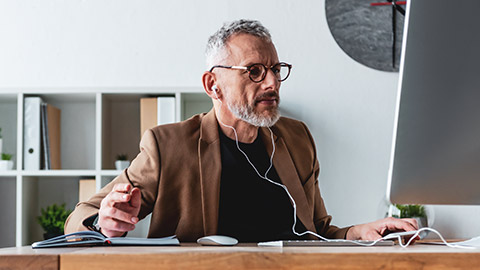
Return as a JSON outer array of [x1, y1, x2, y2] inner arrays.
[[212, 85, 220, 100]]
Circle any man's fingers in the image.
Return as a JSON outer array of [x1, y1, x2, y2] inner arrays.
[[102, 184, 139, 207], [100, 206, 138, 225], [380, 218, 420, 243], [130, 188, 141, 209], [367, 230, 383, 241], [113, 183, 132, 193], [101, 192, 129, 209], [110, 191, 133, 204], [98, 183, 141, 237], [402, 218, 419, 230], [395, 218, 419, 232], [401, 218, 421, 241], [349, 217, 422, 241]]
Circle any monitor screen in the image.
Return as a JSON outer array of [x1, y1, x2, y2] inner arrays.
[[387, 0, 480, 205]]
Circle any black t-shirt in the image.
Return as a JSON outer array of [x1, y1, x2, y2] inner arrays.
[[216, 128, 306, 242]]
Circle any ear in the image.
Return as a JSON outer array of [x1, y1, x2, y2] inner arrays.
[[202, 71, 222, 100]]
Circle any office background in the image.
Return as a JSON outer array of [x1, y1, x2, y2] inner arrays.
[[1, 0, 478, 238]]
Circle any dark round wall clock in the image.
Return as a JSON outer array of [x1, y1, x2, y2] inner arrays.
[[325, 0, 406, 72]]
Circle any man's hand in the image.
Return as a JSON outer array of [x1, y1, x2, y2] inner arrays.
[[346, 217, 419, 241], [98, 183, 141, 238]]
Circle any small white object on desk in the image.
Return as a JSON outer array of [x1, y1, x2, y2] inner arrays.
[[382, 231, 419, 240], [197, 235, 238, 246]]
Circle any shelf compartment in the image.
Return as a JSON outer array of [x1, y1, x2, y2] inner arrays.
[[0, 94, 18, 170], [100, 175, 116, 188], [23, 93, 96, 170], [180, 93, 212, 121], [0, 177, 16, 248], [101, 94, 147, 170], [21, 175, 89, 245], [101, 93, 177, 170]]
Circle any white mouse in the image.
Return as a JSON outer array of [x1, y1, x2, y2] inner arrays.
[[197, 235, 238, 246], [382, 231, 419, 240]]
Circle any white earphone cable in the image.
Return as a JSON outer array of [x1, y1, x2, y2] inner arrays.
[[212, 88, 469, 248], [213, 89, 332, 241]]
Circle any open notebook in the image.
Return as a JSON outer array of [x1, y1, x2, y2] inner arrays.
[[32, 231, 180, 248]]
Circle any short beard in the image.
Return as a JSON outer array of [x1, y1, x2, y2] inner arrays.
[[226, 94, 281, 127]]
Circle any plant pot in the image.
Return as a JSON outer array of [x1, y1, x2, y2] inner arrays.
[[0, 160, 13, 171], [43, 231, 62, 240], [0, 138, 3, 154], [115, 160, 130, 170]]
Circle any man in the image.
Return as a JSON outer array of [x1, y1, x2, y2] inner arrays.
[[65, 19, 418, 242]]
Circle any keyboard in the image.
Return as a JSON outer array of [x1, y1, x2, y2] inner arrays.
[[258, 239, 394, 247]]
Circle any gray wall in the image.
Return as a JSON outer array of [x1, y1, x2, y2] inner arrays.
[[1, 0, 478, 238]]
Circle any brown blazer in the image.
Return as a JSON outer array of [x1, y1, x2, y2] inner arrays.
[[65, 109, 350, 241]]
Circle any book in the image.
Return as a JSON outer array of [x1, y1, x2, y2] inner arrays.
[[79, 179, 96, 202], [140, 97, 176, 137], [31, 231, 180, 248], [40, 103, 61, 170], [24, 97, 42, 170], [40, 103, 49, 169], [140, 97, 157, 137], [157, 97, 175, 126], [46, 103, 61, 169]]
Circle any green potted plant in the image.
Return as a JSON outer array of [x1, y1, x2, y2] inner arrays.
[[0, 153, 14, 171], [37, 203, 72, 239], [115, 153, 130, 170]]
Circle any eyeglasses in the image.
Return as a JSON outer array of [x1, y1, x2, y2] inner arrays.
[[209, 62, 292, 83]]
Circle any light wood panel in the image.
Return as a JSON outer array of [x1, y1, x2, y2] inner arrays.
[[60, 245, 480, 270], [3, 244, 480, 270], [0, 255, 57, 270]]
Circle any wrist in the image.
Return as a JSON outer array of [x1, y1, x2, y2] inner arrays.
[[88, 214, 118, 237], [346, 225, 360, 240], [84, 214, 102, 234]]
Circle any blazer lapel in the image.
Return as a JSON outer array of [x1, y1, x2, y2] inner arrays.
[[259, 127, 317, 234], [198, 109, 222, 235]]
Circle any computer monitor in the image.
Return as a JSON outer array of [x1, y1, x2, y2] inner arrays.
[[387, 0, 480, 205]]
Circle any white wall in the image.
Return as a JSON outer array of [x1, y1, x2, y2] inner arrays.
[[1, 0, 478, 238]]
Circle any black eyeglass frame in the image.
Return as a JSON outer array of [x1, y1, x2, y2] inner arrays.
[[209, 62, 292, 83]]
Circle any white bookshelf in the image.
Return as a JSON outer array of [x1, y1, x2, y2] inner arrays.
[[0, 88, 212, 247]]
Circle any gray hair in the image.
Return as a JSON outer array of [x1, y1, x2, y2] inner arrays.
[[205, 19, 272, 68]]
